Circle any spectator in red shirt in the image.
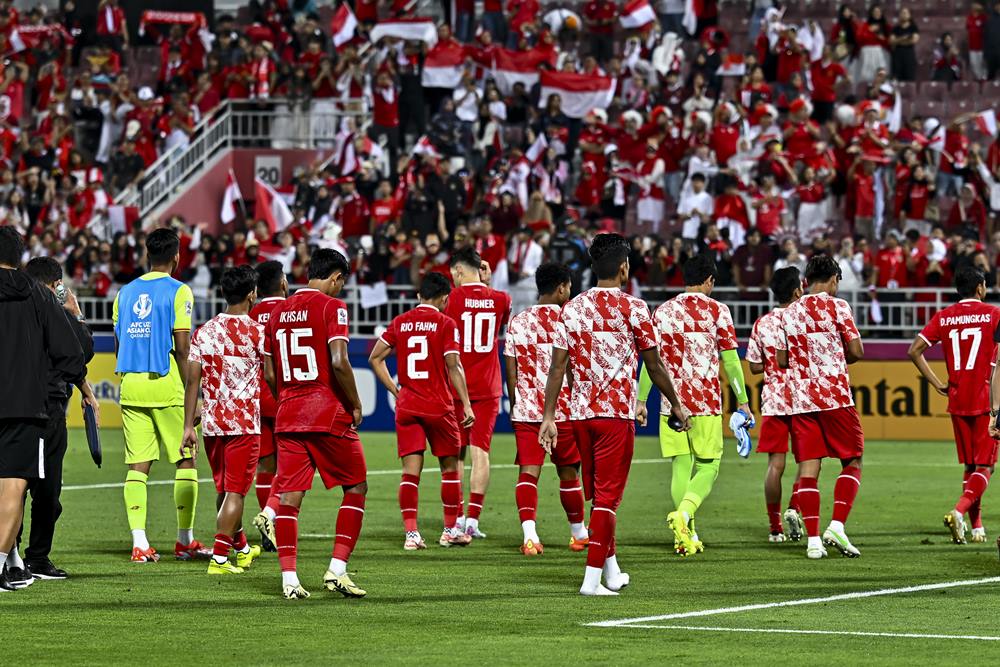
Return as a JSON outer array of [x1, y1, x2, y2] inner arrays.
[[849, 156, 878, 243], [809, 45, 847, 123], [901, 163, 935, 237], [95, 0, 128, 57], [482, 0, 507, 45], [583, 0, 617, 64], [370, 69, 400, 174], [783, 99, 821, 160], [938, 117, 972, 196], [873, 230, 908, 288], [947, 184, 990, 240], [968, 1, 988, 81], [333, 178, 372, 242]]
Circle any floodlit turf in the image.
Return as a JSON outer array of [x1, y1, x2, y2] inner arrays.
[[4, 431, 1000, 665]]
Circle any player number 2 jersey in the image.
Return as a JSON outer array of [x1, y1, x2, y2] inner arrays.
[[918, 299, 1000, 416], [445, 282, 512, 401], [553, 287, 657, 421], [380, 304, 461, 418], [505, 304, 571, 422], [745, 307, 793, 416], [652, 292, 738, 417], [264, 289, 354, 435]]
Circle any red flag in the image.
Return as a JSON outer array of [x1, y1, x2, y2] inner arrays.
[[330, 4, 358, 48], [254, 178, 294, 234]]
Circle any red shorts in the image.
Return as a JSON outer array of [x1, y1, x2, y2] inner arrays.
[[274, 430, 367, 493], [757, 415, 792, 454], [259, 417, 276, 459], [951, 414, 999, 466], [513, 421, 581, 467], [790, 406, 865, 463], [397, 410, 461, 459], [572, 418, 635, 509], [203, 434, 260, 495], [454, 398, 500, 452]]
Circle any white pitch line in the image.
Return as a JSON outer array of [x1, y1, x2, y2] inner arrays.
[[586, 576, 1000, 627], [614, 624, 1000, 642]]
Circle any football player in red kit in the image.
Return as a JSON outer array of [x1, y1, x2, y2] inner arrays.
[[369, 273, 477, 550], [909, 266, 1000, 544], [445, 247, 512, 539]]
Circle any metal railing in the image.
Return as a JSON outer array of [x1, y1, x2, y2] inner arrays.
[[78, 285, 962, 339], [113, 98, 370, 220]]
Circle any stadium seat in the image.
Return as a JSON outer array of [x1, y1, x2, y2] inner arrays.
[[949, 81, 980, 99], [981, 80, 1000, 105], [921, 82, 947, 102]]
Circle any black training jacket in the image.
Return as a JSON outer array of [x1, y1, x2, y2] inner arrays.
[[0, 268, 86, 420]]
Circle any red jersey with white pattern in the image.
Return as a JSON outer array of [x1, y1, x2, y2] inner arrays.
[[380, 304, 461, 418], [444, 282, 512, 401], [505, 304, 571, 422], [918, 299, 1000, 416], [250, 296, 285, 419], [264, 288, 354, 435], [553, 287, 657, 420], [188, 313, 265, 436], [778, 292, 860, 413], [651, 293, 738, 417], [746, 307, 793, 416]]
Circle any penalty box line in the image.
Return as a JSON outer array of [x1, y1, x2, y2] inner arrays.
[[587, 576, 1000, 628]]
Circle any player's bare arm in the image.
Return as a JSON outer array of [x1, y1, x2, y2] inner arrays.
[[330, 338, 363, 428], [845, 336, 864, 364], [990, 344, 1000, 439], [639, 347, 691, 431], [446, 354, 475, 428], [368, 339, 399, 398], [181, 362, 202, 459], [504, 355, 518, 416], [539, 347, 569, 453], [907, 336, 948, 396], [173, 329, 191, 388], [776, 348, 789, 369], [748, 361, 765, 375], [263, 354, 278, 397]]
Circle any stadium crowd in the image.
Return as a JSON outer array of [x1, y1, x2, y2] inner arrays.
[[4, 1, 1000, 302]]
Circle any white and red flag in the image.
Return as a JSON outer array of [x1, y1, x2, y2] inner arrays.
[[491, 48, 550, 95], [330, 4, 358, 48], [369, 18, 438, 45], [524, 133, 548, 163], [620, 0, 656, 29], [537, 70, 615, 119], [421, 42, 467, 88], [255, 178, 294, 233], [975, 109, 998, 137], [220, 169, 242, 224]]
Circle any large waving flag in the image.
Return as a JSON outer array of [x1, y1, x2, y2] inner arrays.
[[491, 49, 551, 95], [976, 109, 998, 137], [620, 0, 656, 29], [255, 178, 294, 233], [370, 18, 438, 45], [537, 70, 616, 119], [220, 169, 242, 224], [683, 0, 699, 35], [421, 42, 467, 88], [330, 4, 358, 48]]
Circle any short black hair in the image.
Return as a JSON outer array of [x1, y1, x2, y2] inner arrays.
[[771, 266, 801, 304], [0, 226, 24, 267], [221, 265, 258, 305], [255, 260, 285, 297], [146, 228, 180, 266], [418, 272, 451, 300], [955, 265, 986, 299], [681, 253, 718, 286], [589, 233, 630, 280], [308, 248, 350, 280], [25, 256, 62, 284], [804, 254, 842, 283], [690, 172, 707, 183], [535, 262, 572, 295], [449, 246, 482, 270]]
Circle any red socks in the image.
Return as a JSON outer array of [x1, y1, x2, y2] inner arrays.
[[332, 493, 366, 562], [766, 502, 782, 532], [441, 471, 461, 529], [213, 533, 232, 560], [957, 468, 992, 514], [797, 477, 820, 537], [788, 481, 800, 512], [275, 504, 300, 572], [467, 492, 485, 520], [559, 478, 585, 524], [965, 472, 985, 528], [586, 507, 616, 568], [831, 466, 862, 523], [516, 473, 538, 523], [398, 473, 420, 532], [255, 472, 273, 510], [233, 529, 248, 551]]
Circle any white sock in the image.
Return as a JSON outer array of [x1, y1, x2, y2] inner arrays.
[[603, 555, 622, 579], [808, 535, 823, 550], [682, 511, 691, 524], [570, 522, 588, 540], [238, 543, 251, 554], [329, 557, 347, 576], [521, 520, 540, 543], [0, 552, 7, 570], [178, 528, 194, 545], [281, 571, 300, 588], [827, 520, 845, 534], [263, 506, 276, 521], [212, 554, 228, 565], [7, 546, 24, 569], [581, 565, 603, 591], [466, 517, 479, 532], [132, 529, 150, 550]]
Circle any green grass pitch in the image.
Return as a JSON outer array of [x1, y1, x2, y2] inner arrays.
[[5, 431, 1000, 665]]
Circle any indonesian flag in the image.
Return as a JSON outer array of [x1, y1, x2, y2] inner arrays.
[[107, 205, 139, 235], [255, 178, 294, 233], [683, 0, 700, 36], [491, 49, 549, 95], [525, 133, 548, 163], [716, 53, 746, 77], [330, 4, 358, 49], [976, 109, 998, 137], [413, 135, 441, 158], [421, 42, 466, 88], [620, 0, 656, 29], [220, 169, 242, 224], [370, 18, 438, 46], [537, 71, 615, 119]]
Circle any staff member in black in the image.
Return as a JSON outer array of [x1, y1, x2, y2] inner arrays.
[[5, 257, 99, 584], [0, 229, 86, 593]]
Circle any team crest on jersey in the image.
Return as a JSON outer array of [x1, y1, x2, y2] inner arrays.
[[338, 308, 348, 326], [133, 293, 153, 320]]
